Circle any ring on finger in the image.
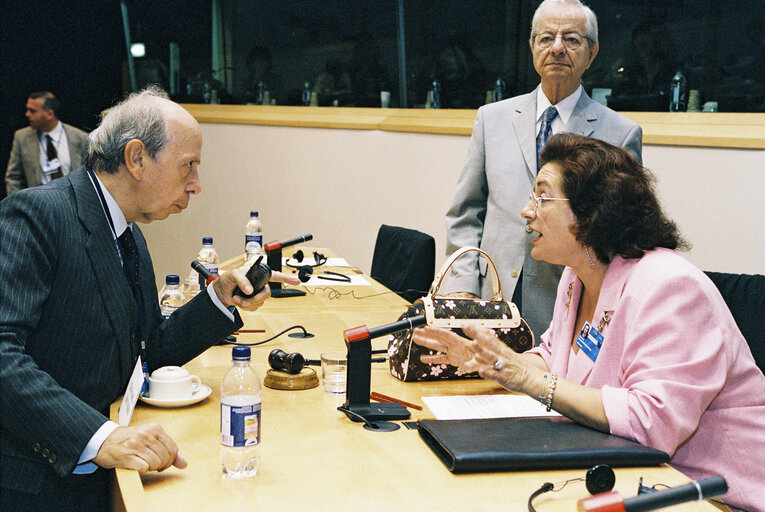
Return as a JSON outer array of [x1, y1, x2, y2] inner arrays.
[[493, 359, 504, 371]]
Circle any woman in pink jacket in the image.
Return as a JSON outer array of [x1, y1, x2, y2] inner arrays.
[[414, 133, 765, 511]]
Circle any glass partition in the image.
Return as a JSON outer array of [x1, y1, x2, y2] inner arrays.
[[125, 0, 765, 112]]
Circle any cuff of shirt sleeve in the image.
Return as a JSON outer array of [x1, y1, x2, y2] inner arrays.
[[206, 284, 236, 322], [74, 420, 120, 474], [601, 385, 632, 439]]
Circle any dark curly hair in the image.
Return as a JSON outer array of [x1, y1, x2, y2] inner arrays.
[[539, 133, 689, 263]]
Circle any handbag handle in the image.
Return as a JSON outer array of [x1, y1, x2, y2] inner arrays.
[[428, 246, 505, 302]]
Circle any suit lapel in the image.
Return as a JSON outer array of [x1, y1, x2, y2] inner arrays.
[[70, 169, 138, 381], [566, 91, 596, 138], [511, 89, 539, 182]]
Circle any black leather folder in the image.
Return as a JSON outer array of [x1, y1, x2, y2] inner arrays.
[[417, 416, 670, 473]]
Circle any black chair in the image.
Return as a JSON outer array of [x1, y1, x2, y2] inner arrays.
[[704, 271, 765, 373], [370, 225, 435, 303]]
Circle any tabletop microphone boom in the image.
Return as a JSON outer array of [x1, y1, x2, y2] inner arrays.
[[264, 233, 313, 252], [578, 476, 728, 512]]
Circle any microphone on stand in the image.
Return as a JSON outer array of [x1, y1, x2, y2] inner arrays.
[[340, 315, 427, 424], [264, 233, 313, 298], [578, 476, 727, 512]]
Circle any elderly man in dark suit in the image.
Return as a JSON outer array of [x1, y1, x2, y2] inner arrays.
[[444, 0, 643, 339], [5, 91, 89, 195], [0, 87, 298, 511]]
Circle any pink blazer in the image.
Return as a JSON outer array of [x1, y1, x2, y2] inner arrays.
[[529, 248, 765, 512]]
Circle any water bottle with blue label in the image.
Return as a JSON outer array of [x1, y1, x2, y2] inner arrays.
[[245, 211, 263, 266], [196, 237, 218, 289], [220, 346, 262, 478], [158, 274, 183, 318]]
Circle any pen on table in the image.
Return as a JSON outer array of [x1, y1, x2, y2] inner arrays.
[[370, 391, 423, 411], [234, 329, 266, 334]]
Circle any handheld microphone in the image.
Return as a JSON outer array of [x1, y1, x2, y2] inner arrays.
[[264, 233, 313, 253], [578, 476, 727, 512], [191, 260, 218, 284]]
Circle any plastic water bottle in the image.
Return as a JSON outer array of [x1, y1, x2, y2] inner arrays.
[[302, 81, 312, 106], [220, 346, 261, 479], [493, 77, 505, 102], [245, 211, 263, 266], [429, 80, 441, 109], [669, 70, 687, 112], [196, 237, 219, 289], [158, 274, 183, 318], [256, 81, 265, 105], [203, 82, 211, 104]]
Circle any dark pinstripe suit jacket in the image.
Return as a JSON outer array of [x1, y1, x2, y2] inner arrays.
[[0, 167, 242, 497]]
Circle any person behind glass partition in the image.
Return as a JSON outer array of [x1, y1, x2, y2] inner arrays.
[[418, 133, 765, 512], [244, 45, 285, 105], [443, 0, 642, 339], [608, 19, 680, 111]]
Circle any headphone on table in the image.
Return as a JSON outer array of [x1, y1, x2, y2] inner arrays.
[[528, 464, 615, 512], [286, 250, 351, 283], [285, 250, 327, 269]]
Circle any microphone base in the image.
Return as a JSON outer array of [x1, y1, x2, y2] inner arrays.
[[342, 403, 411, 422], [271, 288, 306, 298]]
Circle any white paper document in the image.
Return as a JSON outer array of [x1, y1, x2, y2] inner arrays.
[[422, 394, 562, 420]]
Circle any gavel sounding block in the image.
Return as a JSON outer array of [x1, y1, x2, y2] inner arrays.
[[263, 368, 319, 390]]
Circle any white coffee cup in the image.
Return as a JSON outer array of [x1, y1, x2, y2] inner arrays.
[[380, 90, 391, 108], [148, 366, 201, 400]]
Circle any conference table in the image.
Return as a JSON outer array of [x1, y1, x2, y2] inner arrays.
[[111, 248, 726, 511]]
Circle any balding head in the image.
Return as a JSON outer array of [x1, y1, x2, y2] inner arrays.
[[85, 86, 199, 174]]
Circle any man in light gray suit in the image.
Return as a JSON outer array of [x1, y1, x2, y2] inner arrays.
[[5, 91, 89, 195], [0, 87, 299, 511], [444, 0, 642, 339]]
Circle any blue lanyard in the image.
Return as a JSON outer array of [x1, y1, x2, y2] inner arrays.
[[87, 167, 150, 391]]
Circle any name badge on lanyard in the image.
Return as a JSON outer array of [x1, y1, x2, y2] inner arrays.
[[575, 321, 604, 362]]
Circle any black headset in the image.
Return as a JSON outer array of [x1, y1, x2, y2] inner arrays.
[[527, 464, 615, 512], [285, 250, 327, 269]]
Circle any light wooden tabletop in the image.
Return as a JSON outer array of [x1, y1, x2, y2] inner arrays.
[[111, 248, 726, 511]]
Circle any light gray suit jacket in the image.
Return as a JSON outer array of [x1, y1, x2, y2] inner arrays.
[[0, 168, 242, 501], [5, 122, 89, 195], [444, 86, 642, 339]]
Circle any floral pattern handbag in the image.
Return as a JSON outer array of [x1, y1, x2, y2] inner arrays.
[[388, 246, 534, 382]]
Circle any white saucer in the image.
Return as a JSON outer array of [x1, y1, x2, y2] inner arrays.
[[139, 385, 212, 408]]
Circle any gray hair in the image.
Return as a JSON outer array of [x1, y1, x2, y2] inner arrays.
[[86, 85, 171, 174], [530, 0, 599, 46]]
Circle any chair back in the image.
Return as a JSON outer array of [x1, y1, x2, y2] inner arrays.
[[371, 225, 435, 303], [705, 271, 765, 373]]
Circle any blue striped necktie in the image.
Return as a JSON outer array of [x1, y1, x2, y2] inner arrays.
[[536, 106, 559, 172]]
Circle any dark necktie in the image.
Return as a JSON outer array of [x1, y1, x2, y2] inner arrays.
[[536, 106, 559, 172], [45, 135, 63, 179], [117, 228, 141, 306]]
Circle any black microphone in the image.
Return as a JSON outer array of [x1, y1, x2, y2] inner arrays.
[[344, 315, 426, 344], [579, 476, 728, 512], [623, 476, 727, 512], [264, 233, 313, 252], [191, 260, 211, 278]]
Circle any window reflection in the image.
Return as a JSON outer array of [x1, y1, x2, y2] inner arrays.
[[129, 0, 764, 112]]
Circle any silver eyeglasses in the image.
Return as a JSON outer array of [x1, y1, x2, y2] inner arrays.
[[533, 32, 591, 51], [529, 191, 569, 214]]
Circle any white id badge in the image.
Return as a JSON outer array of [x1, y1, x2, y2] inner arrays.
[[118, 357, 145, 426], [43, 159, 61, 175]]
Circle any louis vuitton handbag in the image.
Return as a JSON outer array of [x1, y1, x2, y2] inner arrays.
[[388, 246, 534, 382]]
